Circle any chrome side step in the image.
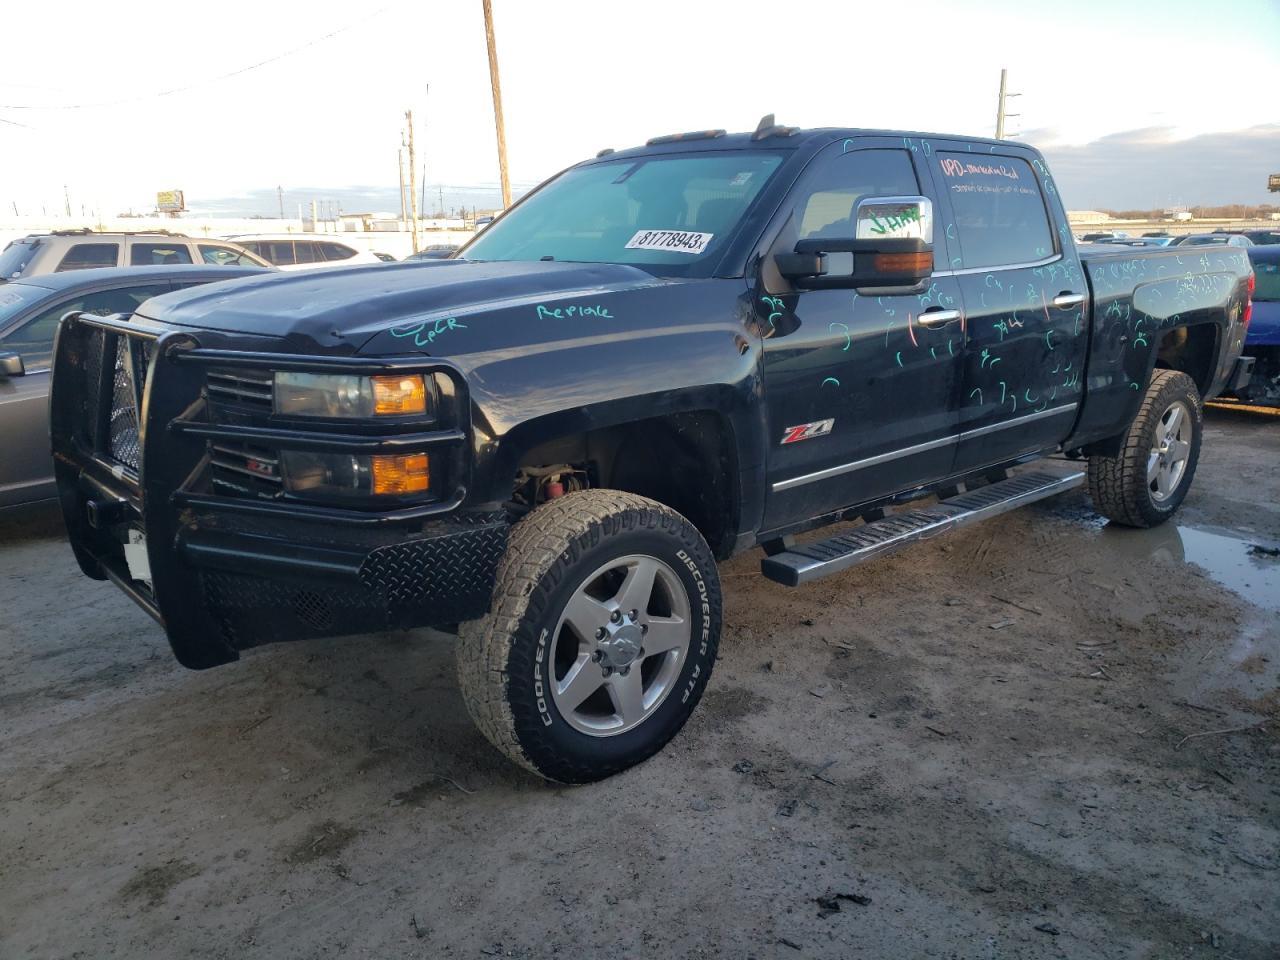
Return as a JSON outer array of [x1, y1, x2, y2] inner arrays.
[[760, 470, 1084, 587]]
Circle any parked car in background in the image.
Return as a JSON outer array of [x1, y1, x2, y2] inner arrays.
[[1170, 233, 1254, 248], [1087, 237, 1171, 248], [1235, 229, 1280, 246], [473, 215, 496, 231], [372, 252, 398, 262], [1078, 231, 1129, 242], [227, 235, 387, 271], [0, 230, 269, 280], [1231, 246, 1280, 404], [404, 244, 460, 261], [0, 265, 266, 506]]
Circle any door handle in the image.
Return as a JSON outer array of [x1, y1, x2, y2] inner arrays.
[[1052, 292, 1086, 308], [918, 308, 962, 328]]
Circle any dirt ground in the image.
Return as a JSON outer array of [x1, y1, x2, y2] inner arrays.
[[2, 407, 1277, 960]]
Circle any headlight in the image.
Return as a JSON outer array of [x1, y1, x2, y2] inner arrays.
[[281, 450, 430, 497], [274, 372, 428, 418]]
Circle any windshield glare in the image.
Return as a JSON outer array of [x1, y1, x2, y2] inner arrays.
[[462, 152, 784, 275]]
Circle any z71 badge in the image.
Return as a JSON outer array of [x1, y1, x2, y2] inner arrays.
[[780, 419, 835, 444]]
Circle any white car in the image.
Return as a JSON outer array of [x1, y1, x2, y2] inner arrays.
[[227, 235, 387, 271]]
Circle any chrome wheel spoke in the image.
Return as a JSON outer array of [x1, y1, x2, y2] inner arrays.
[[641, 616, 687, 656], [1163, 404, 1183, 440], [562, 590, 609, 642], [1154, 463, 1172, 497], [613, 557, 659, 616], [607, 669, 646, 725], [1146, 451, 1162, 485], [556, 656, 604, 711]]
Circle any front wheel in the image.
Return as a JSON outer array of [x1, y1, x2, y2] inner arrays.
[[1087, 369, 1203, 527], [456, 490, 720, 783]]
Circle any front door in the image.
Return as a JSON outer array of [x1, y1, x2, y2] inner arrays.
[[757, 140, 965, 531], [926, 145, 1088, 472]]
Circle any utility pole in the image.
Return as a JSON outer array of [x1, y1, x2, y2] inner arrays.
[[63, 184, 71, 217], [995, 68, 1021, 140], [406, 109, 420, 252], [482, 0, 512, 209], [277, 186, 284, 220], [438, 185, 444, 218], [398, 138, 407, 223]]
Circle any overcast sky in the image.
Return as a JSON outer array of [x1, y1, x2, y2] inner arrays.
[[2, 0, 1277, 216]]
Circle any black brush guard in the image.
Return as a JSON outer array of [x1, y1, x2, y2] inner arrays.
[[50, 312, 507, 669]]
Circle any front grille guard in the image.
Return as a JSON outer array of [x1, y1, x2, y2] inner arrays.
[[51, 311, 477, 668], [55, 312, 472, 527]]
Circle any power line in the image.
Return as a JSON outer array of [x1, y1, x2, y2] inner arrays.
[[1, 4, 397, 111]]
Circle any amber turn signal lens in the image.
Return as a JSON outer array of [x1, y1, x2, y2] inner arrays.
[[873, 252, 933, 273], [370, 453, 430, 494], [371, 374, 427, 415]]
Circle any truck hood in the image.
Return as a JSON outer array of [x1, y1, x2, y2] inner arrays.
[[134, 259, 669, 350]]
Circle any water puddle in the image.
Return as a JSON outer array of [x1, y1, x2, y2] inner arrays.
[[1094, 521, 1279, 715], [1097, 522, 1280, 612]]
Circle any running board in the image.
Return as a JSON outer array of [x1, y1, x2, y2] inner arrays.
[[760, 470, 1084, 587]]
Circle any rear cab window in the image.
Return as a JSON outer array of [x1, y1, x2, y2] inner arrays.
[[130, 242, 194, 266], [934, 153, 1054, 268], [56, 243, 119, 272], [292, 241, 318, 265]]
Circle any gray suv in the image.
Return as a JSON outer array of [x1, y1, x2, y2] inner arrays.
[[0, 265, 266, 506], [0, 230, 269, 281]]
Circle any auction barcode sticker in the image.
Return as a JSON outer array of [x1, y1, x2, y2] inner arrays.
[[625, 229, 713, 255]]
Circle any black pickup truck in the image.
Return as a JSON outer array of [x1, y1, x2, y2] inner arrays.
[[50, 118, 1254, 782]]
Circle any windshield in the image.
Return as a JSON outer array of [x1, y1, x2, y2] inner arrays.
[[1254, 260, 1280, 301], [462, 152, 784, 276], [0, 282, 49, 327], [0, 239, 39, 280]]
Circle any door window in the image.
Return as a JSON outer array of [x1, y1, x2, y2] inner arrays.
[[199, 244, 257, 266], [935, 154, 1053, 268], [55, 243, 119, 271], [789, 149, 921, 241], [1, 284, 169, 371], [266, 242, 297, 265], [130, 242, 194, 266], [292, 241, 318, 264]]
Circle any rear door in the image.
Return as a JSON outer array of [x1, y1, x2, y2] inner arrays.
[[926, 144, 1088, 472], [0, 281, 171, 504], [757, 138, 966, 530]]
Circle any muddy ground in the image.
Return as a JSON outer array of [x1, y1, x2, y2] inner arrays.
[[1, 407, 1277, 959]]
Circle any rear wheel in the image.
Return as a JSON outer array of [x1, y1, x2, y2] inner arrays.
[[456, 490, 720, 783], [1087, 369, 1202, 527]]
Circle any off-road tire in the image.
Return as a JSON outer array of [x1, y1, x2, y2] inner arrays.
[[456, 490, 721, 783], [1087, 369, 1203, 528]]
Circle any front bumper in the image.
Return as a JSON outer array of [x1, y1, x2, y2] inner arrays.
[[50, 311, 507, 669]]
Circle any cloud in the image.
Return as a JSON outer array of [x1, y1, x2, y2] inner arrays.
[[1023, 125, 1280, 209]]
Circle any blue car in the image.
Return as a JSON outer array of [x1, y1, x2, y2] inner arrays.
[[1239, 246, 1280, 403]]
